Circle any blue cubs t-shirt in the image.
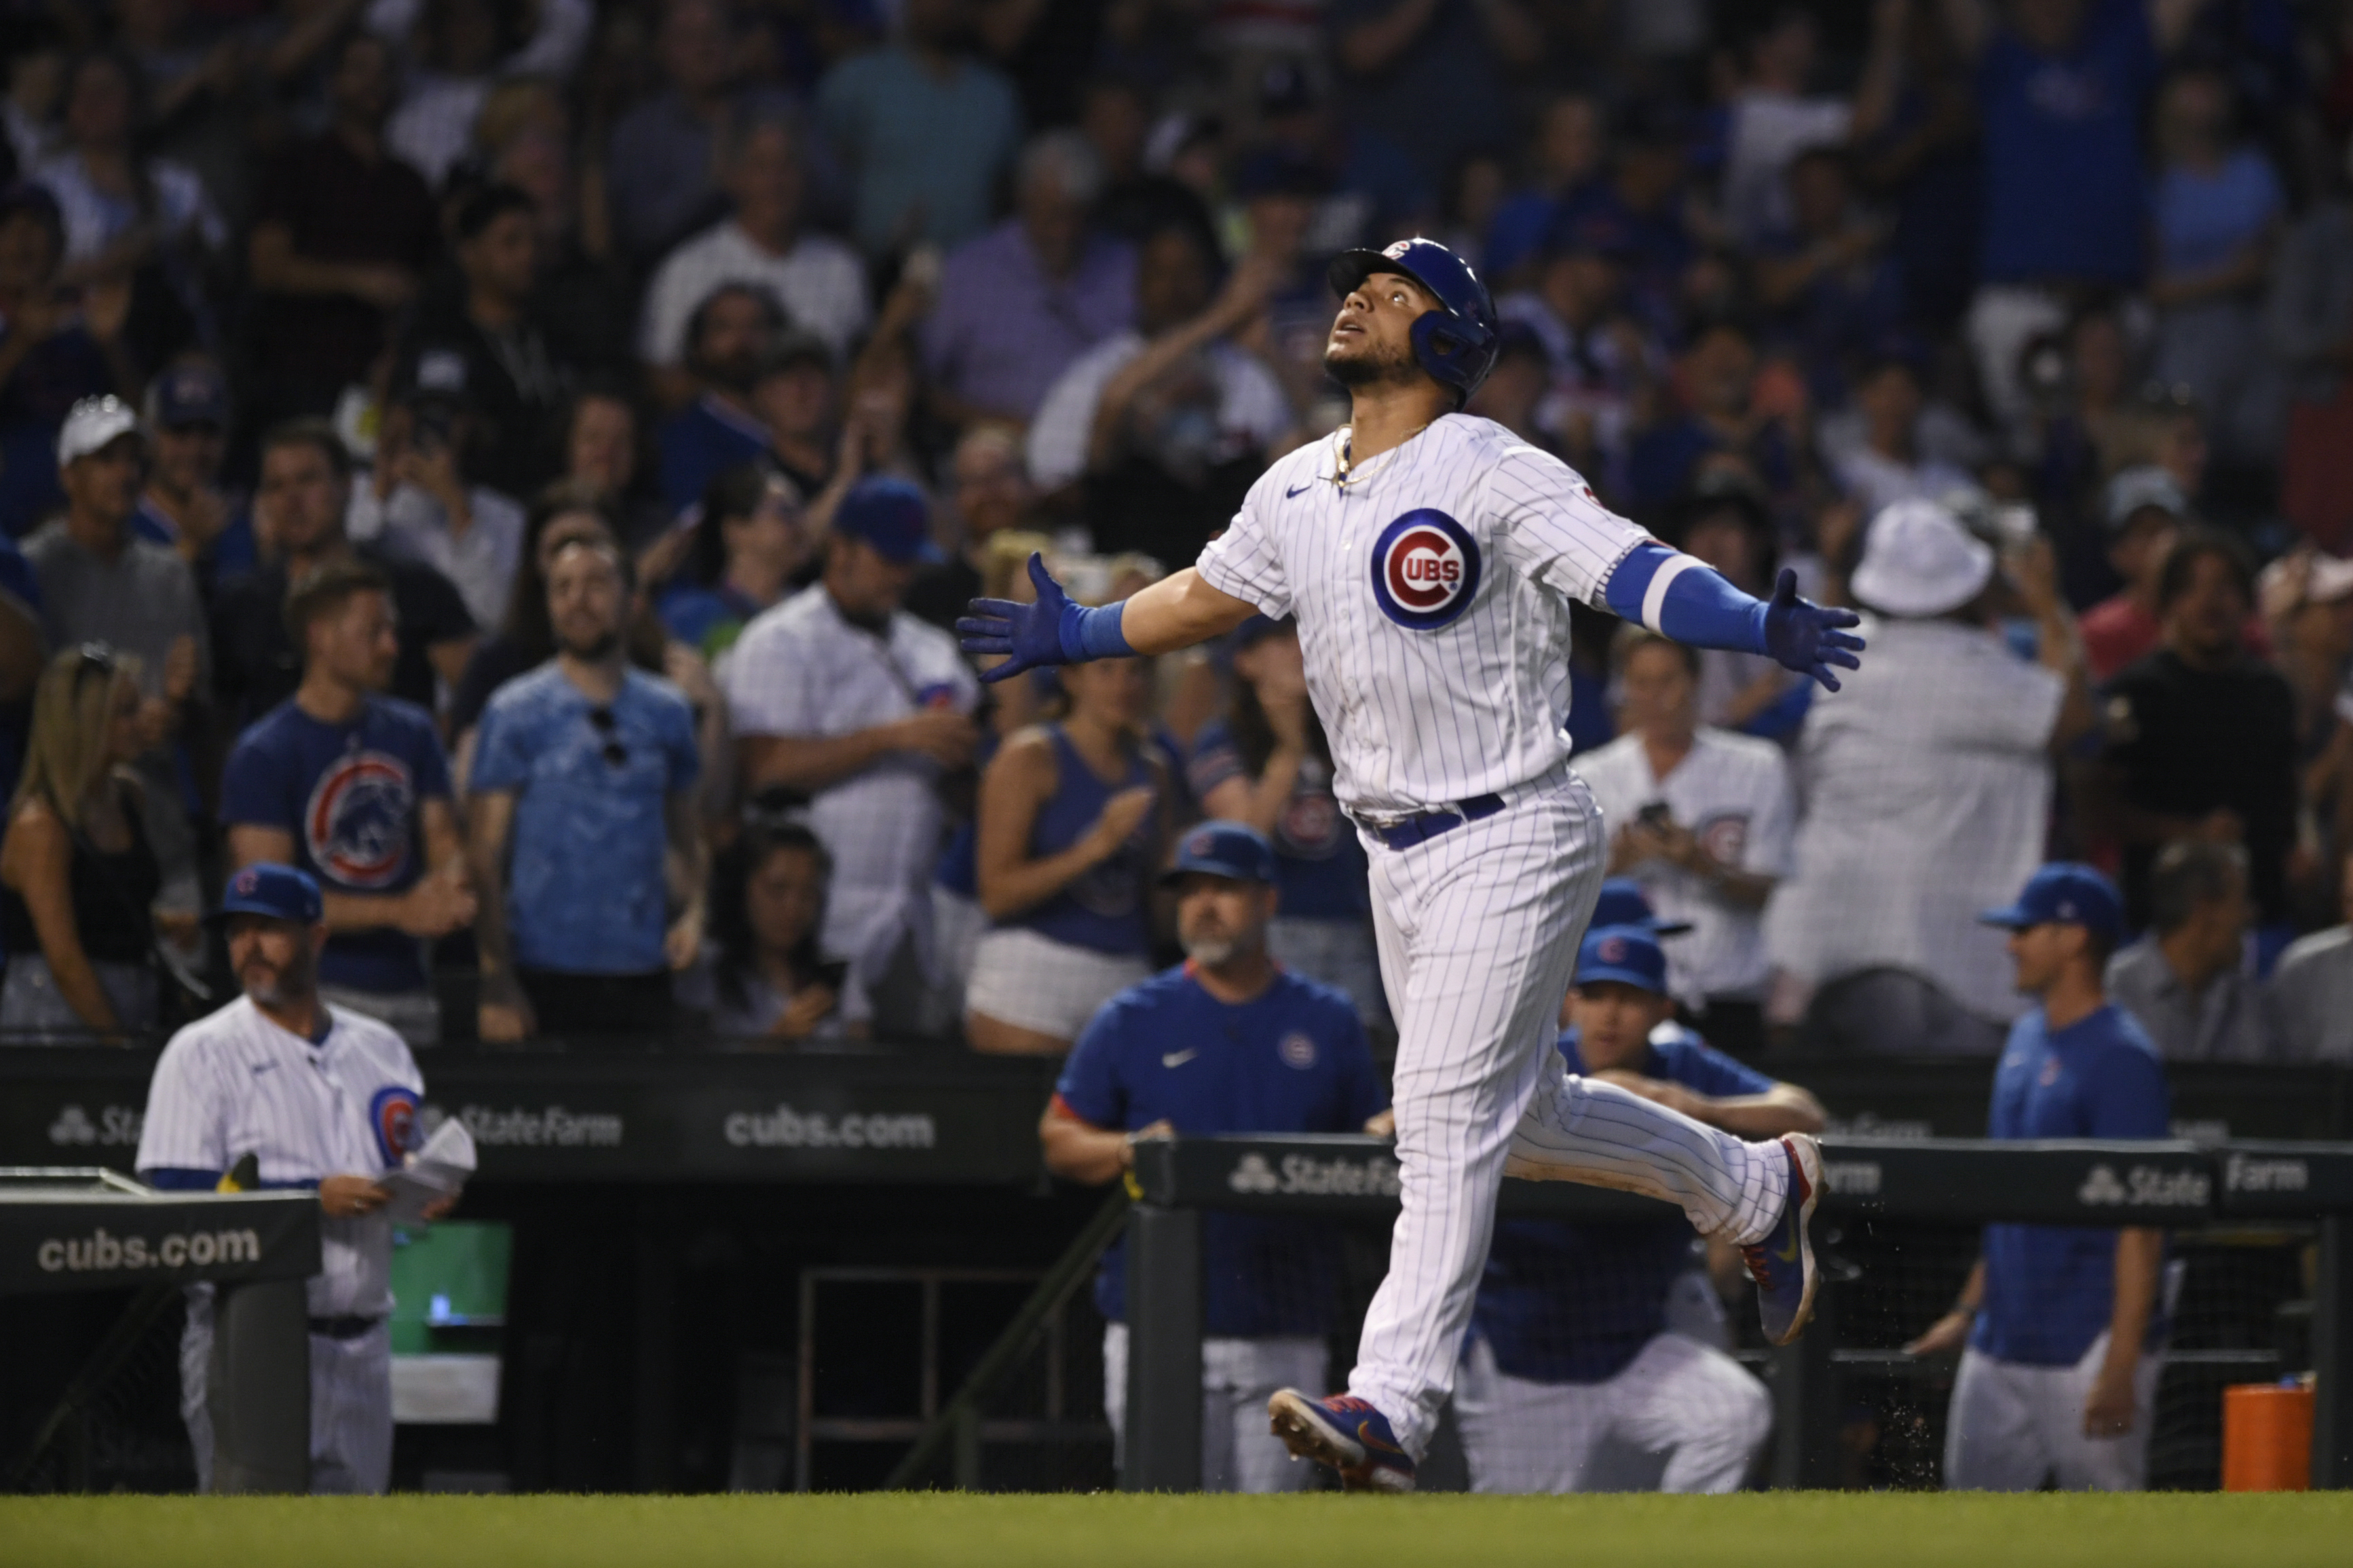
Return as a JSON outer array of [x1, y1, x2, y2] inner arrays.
[[1185, 721, 1369, 923], [1974, 1002, 2170, 1366], [1977, 0, 2156, 284], [219, 695, 453, 993], [470, 665, 700, 975], [1055, 963, 1385, 1337], [1473, 1027, 1774, 1384]]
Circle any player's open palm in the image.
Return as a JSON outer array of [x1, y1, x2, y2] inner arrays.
[[959, 554, 1076, 683], [1760, 568, 1864, 691]]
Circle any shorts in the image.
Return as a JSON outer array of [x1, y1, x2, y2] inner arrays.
[[1, 955, 156, 1037], [964, 928, 1152, 1041]]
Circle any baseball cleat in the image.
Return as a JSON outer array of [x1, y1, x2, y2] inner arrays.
[[1742, 1132, 1822, 1346], [1266, 1390, 1416, 1493]]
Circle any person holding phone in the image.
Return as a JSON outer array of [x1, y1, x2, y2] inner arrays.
[[1577, 628, 1794, 1056], [688, 816, 869, 1045]]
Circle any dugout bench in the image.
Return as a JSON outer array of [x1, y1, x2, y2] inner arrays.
[[1121, 1135, 2353, 1492], [0, 1168, 320, 1491]]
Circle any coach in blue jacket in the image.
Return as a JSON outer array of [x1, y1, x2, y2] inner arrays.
[[1906, 862, 2170, 1491], [1042, 822, 1391, 1492]]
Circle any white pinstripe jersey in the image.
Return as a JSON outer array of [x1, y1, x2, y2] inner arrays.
[[1197, 414, 1651, 818], [135, 997, 423, 1317]]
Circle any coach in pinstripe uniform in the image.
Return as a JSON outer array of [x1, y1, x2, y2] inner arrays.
[[134, 864, 456, 1494]]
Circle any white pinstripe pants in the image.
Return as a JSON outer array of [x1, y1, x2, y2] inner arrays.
[[1345, 777, 1788, 1457]]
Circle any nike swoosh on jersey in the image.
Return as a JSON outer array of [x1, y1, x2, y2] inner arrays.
[[1284, 483, 1313, 499], [1161, 1049, 1199, 1068], [250, 1061, 278, 1076]]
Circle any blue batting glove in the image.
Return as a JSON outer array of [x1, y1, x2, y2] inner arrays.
[[1761, 569, 1865, 692], [958, 553, 1078, 685]]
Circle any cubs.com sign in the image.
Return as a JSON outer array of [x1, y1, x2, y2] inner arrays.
[[1370, 509, 1482, 630]]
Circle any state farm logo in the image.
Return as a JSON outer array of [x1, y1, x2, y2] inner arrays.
[[1226, 1151, 1401, 1198], [2224, 1153, 2309, 1194], [2077, 1163, 2210, 1208], [48, 1103, 143, 1147], [460, 1105, 623, 1147], [1369, 510, 1482, 631]]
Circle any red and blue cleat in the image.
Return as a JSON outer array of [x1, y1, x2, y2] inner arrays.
[[1266, 1390, 1416, 1492], [1742, 1132, 1822, 1345]]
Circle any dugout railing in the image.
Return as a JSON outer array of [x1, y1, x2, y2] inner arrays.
[[1121, 1135, 2353, 1492]]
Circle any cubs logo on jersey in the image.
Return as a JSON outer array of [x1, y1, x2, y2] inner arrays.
[[1370, 509, 1482, 630], [304, 751, 415, 890], [369, 1084, 420, 1168]]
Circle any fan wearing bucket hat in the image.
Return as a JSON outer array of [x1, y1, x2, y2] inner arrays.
[[1904, 862, 2170, 1492], [1040, 822, 1389, 1492], [1456, 922, 1822, 1495], [1765, 499, 2094, 1056], [134, 864, 455, 1495]]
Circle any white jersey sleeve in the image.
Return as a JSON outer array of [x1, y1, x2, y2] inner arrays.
[[134, 1029, 228, 1175], [1485, 444, 1652, 611], [1194, 488, 1294, 619]]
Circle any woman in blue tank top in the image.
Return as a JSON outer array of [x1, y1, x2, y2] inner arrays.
[[1188, 617, 1386, 1027], [966, 656, 1168, 1054]]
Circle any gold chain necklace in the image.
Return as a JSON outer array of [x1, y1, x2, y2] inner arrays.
[[1333, 421, 1431, 489]]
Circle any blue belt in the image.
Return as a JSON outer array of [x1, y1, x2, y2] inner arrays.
[[1365, 793, 1506, 851]]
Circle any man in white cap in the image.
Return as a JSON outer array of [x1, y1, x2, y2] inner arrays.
[[24, 395, 212, 910], [1765, 499, 2093, 1054]]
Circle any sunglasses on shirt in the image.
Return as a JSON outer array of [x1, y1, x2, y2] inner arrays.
[[588, 707, 627, 767]]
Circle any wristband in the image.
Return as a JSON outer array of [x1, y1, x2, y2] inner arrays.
[[1061, 601, 1136, 663]]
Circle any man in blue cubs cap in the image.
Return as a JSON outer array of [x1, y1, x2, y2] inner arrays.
[[1040, 821, 1390, 1492], [134, 864, 455, 1494], [1906, 861, 2169, 1492], [1456, 921, 1822, 1494], [1558, 879, 1692, 1031]]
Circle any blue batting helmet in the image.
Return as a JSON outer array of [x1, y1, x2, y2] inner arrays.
[[1326, 237, 1499, 406]]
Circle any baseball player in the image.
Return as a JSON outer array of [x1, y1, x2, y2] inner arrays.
[[1041, 822, 1390, 1491], [134, 864, 452, 1494], [1906, 863, 2170, 1491], [1457, 924, 1822, 1493], [960, 236, 1862, 1489]]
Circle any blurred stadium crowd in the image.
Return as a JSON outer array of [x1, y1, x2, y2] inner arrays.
[[0, 0, 2348, 1064]]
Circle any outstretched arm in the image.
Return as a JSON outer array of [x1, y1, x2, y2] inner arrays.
[[1602, 544, 1865, 692], [958, 555, 1258, 684]]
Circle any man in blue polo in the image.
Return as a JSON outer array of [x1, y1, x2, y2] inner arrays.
[[1456, 923, 1820, 1493], [1040, 822, 1389, 1492], [1906, 862, 2170, 1491]]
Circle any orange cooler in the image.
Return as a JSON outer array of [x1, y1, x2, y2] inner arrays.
[[2221, 1382, 2314, 1491]]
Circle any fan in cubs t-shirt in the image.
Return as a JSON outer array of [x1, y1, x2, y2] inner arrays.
[[220, 695, 453, 999]]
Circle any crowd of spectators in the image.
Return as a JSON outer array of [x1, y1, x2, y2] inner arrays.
[[0, 0, 2350, 1065]]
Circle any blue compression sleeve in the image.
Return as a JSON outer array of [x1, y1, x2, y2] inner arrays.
[[1602, 541, 1770, 655], [1059, 601, 1135, 662]]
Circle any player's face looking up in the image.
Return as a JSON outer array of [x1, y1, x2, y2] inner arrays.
[[546, 541, 627, 660], [1174, 873, 1278, 968], [226, 914, 324, 1009], [1325, 270, 1436, 389], [1569, 980, 1676, 1070]]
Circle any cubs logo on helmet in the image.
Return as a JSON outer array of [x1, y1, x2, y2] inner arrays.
[[370, 1085, 420, 1167], [1370, 509, 1482, 630], [1598, 934, 1629, 964], [304, 752, 416, 890]]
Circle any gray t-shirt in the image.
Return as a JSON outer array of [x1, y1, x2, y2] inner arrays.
[[22, 522, 210, 697], [2105, 938, 2279, 1063]]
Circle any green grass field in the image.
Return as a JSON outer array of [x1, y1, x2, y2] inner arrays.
[[5, 1492, 2351, 1567]]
